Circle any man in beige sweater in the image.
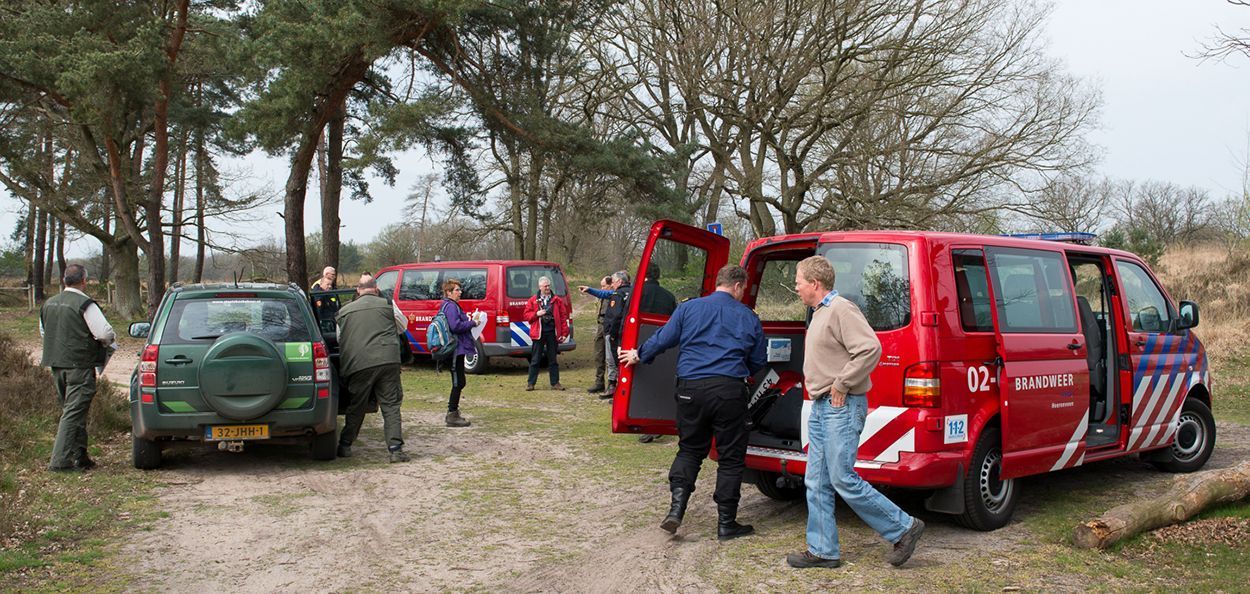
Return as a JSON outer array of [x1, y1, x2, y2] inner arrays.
[[785, 255, 924, 569]]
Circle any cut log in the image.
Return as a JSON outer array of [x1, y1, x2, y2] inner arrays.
[[1073, 460, 1250, 549]]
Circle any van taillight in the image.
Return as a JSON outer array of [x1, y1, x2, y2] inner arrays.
[[903, 362, 941, 407], [313, 342, 330, 382], [496, 315, 509, 325], [140, 345, 159, 387]]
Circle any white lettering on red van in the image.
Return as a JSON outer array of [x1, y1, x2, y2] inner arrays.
[[1013, 373, 1075, 392]]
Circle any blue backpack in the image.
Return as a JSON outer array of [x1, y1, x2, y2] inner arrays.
[[426, 301, 459, 362]]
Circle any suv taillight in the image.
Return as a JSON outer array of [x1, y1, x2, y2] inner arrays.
[[903, 361, 941, 408], [313, 342, 330, 383], [140, 345, 159, 388]]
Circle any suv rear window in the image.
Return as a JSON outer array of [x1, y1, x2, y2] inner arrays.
[[163, 298, 312, 345], [816, 242, 911, 331], [507, 265, 568, 298]]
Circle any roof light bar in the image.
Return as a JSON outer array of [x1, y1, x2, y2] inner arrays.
[[1005, 232, 1097, 245]]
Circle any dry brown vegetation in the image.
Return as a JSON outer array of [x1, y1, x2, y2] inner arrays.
[[1154, 243, 1250, 363]]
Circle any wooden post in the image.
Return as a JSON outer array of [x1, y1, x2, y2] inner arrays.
[[28, 285, 35, 312]]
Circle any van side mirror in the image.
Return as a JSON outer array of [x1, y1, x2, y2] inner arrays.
[[1176, 301, 1199, 330], [128, 322, 151, 338]]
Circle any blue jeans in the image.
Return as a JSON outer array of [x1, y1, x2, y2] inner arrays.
[[805, 394, 913, 559]]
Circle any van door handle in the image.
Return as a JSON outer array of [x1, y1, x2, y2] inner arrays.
[[1133, 339, 1146, 348], [1066, 341, 1082, 351], [164, 355, 193, 365]]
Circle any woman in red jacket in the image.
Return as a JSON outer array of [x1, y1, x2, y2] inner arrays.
[[523, 276, 570, 391]]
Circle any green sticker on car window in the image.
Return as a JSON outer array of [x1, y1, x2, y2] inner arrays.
[[285, 342, 313, 362]]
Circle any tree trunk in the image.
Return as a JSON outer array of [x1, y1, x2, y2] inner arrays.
[[194, 128, 206, 283], [55, 219, 66, 280], [509, 146, 524, 258], [284, 135, 319, 285], [322, 104, 345, 271], [170, 130, 188, 283], [35, 210, 49, 297], [100, 195, 111, 280], [108, 238, 143, 319], [1073, 461, 1250, 549], [24, 203, 36, 288]]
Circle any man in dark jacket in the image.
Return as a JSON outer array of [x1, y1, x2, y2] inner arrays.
[[40, 264, 115, 472], [335, 275, 410, 462], [600, 270, 632, 398]]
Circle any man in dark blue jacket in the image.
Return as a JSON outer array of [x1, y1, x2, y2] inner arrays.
[[619, 264, 766, 541]]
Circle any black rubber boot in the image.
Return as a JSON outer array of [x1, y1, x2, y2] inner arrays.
[[660, 485, 692, 533], [716, 505, 754, 541]]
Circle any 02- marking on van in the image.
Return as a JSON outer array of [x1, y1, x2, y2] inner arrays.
[[967, 365, 991, 392]]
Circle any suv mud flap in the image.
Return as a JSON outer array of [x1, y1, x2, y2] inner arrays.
[[924, 463, 966, 514]]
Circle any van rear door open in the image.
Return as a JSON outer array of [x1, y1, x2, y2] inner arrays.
[[985, 247, 1091, 479], [612, 220, 729, 436]]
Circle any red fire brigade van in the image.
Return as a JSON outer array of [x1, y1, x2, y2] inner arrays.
[[613, 221, 1213, 530], [373, 260, 575, 373]]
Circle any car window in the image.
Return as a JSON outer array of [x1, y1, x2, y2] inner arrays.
[[507, 265, 569, 298], [375, 270, 398, 299], [441, 269, 488, 300], [752, 258, 807, 322], [398, 269, 442, 301], [163, 298, 312, 345], [953, 250, 993, 332], [987, 248, 1077, 333], [1115, 260, 1172, 333], [639, 240, 706, 315], [816, 242, 911, 331]]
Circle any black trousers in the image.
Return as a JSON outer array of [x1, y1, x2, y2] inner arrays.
[[448, 354, 466, 412], [527, 323, 560, 386], [668, 376, 749, 509]]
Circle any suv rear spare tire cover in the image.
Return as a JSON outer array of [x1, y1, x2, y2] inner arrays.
[[199, 332, 288, 420]]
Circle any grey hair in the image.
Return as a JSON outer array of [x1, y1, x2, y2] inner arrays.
[[612, 270, 630, 285], [538, 275, 552, 286], [63, 264, 87, 286]]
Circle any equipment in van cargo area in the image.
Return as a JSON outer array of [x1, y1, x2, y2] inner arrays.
[[614, 220, 1215, 531]]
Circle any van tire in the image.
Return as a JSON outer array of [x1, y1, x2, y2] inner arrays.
[[464, 341, 489, 374], [133, 435, 162, 470], [957, 427, 1017, 531], [1149, 398, 1216, 473], [754, 472, 805, 501], [310, 426, 337, 461]]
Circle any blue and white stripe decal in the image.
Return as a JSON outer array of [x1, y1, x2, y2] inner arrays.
[[510, 322, 532, 347]]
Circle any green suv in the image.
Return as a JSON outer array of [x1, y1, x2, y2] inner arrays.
[[127, 283, 338, 469]]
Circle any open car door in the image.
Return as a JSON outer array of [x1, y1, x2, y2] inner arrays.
[[984, 247, 1091, 479], [611, 220, 730, 435]]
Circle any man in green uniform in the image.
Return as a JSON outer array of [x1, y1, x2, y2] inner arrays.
[[40, 264, 116, 472], [335, 274, 411, 462]]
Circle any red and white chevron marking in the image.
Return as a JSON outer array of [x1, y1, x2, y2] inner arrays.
[[1128, 368, 1209, 452], [853, 406, 919, 469]]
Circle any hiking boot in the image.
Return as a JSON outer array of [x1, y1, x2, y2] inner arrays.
[[888, 518, 925, 567], [786, 550, 842, 569], [525, 384, 535, 391], [75, 456, 98, 470], [598, 383, 616, 400], [587, 383, 606, 394], [552, 383, 565, 391], [660, 485, 692, 534], [445, 410, 472, 427], [48, 465, 82, 473], [389, 449, 410, 463], [638, 434, 658, 443], [337, 444, 352, 458], [716, 505, 754, 541]]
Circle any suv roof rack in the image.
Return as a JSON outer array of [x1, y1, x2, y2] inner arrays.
[[1004, 232, 1097, 245]]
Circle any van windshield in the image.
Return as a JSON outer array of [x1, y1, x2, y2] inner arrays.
[[814, 242, 910, 331], [507, 265, 568, 298]]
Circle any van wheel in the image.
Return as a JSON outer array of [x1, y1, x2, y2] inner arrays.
[[754, 472, 805, 501], [1150, 398, 1216, 473], [464, 342, 489, 374], [310, 426, 337, 461], [957, 427, 1017, 531], [133, 435, 162, 470]]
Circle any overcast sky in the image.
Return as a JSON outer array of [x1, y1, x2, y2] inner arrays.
[[3, 0, 1249, 258]]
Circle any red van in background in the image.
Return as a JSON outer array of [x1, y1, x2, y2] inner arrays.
[[373, 260, 575, 373], [613, 221, 1213, 530]]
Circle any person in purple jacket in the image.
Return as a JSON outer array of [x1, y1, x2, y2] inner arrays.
[[441, 278, 480, 427]]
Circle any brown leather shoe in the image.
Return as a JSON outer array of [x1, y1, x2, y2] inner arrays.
[[786, 550, 841, 569], [525, 384, 535, 391], [552, 383, 565, 391]]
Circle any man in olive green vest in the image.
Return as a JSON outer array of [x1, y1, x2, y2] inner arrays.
[[335, 274, 410, 463], [40, 264, 116, 472]]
